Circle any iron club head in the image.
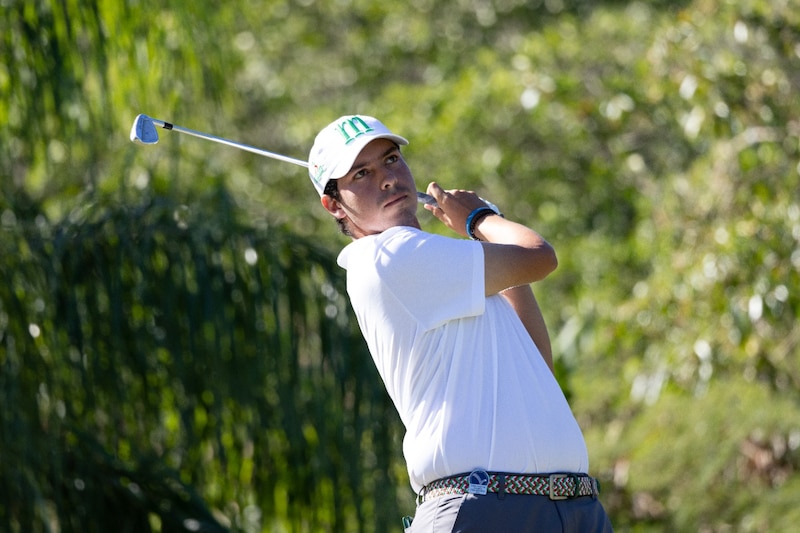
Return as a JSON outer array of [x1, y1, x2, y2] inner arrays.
[[130, 114, 159, 144]]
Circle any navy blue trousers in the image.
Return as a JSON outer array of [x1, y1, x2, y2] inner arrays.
[[408, 493, 613, 532]]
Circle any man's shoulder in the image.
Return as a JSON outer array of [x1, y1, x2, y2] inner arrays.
[[351, 226, 426, 249], [338, 227, 434, 269]]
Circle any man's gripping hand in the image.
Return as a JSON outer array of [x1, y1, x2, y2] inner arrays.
[[424, 182, 492, 239]]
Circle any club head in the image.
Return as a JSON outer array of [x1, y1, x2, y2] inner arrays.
[[130, 114, 159, 144]]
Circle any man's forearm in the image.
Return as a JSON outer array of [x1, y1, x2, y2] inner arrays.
[[501, 284, 554, 373]]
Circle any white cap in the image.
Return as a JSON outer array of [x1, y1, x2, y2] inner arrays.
[[308, 115, 408, 195]]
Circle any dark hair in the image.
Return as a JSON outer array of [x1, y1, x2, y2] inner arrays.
[[323, 179, 352, 237]]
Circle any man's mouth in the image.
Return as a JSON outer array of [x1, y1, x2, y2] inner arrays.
[[384, 193, 408, 208]]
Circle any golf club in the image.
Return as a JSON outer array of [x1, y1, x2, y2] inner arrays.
[[130, 113, 439, 207]]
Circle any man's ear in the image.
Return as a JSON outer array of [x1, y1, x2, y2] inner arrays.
[[321, 194, 346, 219]]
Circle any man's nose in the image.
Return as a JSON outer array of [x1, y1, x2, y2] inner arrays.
[[381, 169, 399, 189]]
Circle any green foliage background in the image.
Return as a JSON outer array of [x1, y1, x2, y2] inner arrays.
[[2, 0, 799, 531]]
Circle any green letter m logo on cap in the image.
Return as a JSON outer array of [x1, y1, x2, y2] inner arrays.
[[335, 116, 374, 145]]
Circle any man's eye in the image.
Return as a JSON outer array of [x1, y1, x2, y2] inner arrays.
[[354, 169, 368, 179], [386, 155, 398, 164]]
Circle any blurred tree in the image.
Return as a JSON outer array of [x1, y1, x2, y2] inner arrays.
[[0, 189, 408, 531]]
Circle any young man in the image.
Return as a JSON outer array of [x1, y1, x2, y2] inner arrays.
[[308, 115, 613, 532]]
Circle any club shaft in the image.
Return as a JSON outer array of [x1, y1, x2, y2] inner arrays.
[[135, 114, 437, 207], [149, 117, 309, 168]]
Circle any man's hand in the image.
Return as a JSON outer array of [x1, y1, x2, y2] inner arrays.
[[424, 182, 491, 238]]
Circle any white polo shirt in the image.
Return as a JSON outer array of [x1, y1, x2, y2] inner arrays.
[[338, 226, 589, 493]]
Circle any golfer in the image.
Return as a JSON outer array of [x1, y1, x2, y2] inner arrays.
[[308, 115, 613, 532]]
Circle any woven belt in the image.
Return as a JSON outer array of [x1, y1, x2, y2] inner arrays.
[[418, 470, 599, 504]]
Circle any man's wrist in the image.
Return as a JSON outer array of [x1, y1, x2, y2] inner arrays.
[[466, 207, 499, 241]]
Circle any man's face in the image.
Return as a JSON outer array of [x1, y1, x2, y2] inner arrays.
[[322, 138, 420, 238]]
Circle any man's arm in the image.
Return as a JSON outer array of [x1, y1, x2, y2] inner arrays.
[[425, 182, 557, 371], [471, 212, 557, 373], [425, 182, 558, 292], [499, 285, 554, 372]]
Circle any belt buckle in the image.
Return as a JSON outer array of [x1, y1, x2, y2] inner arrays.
[[548, 473, 575, 500]]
